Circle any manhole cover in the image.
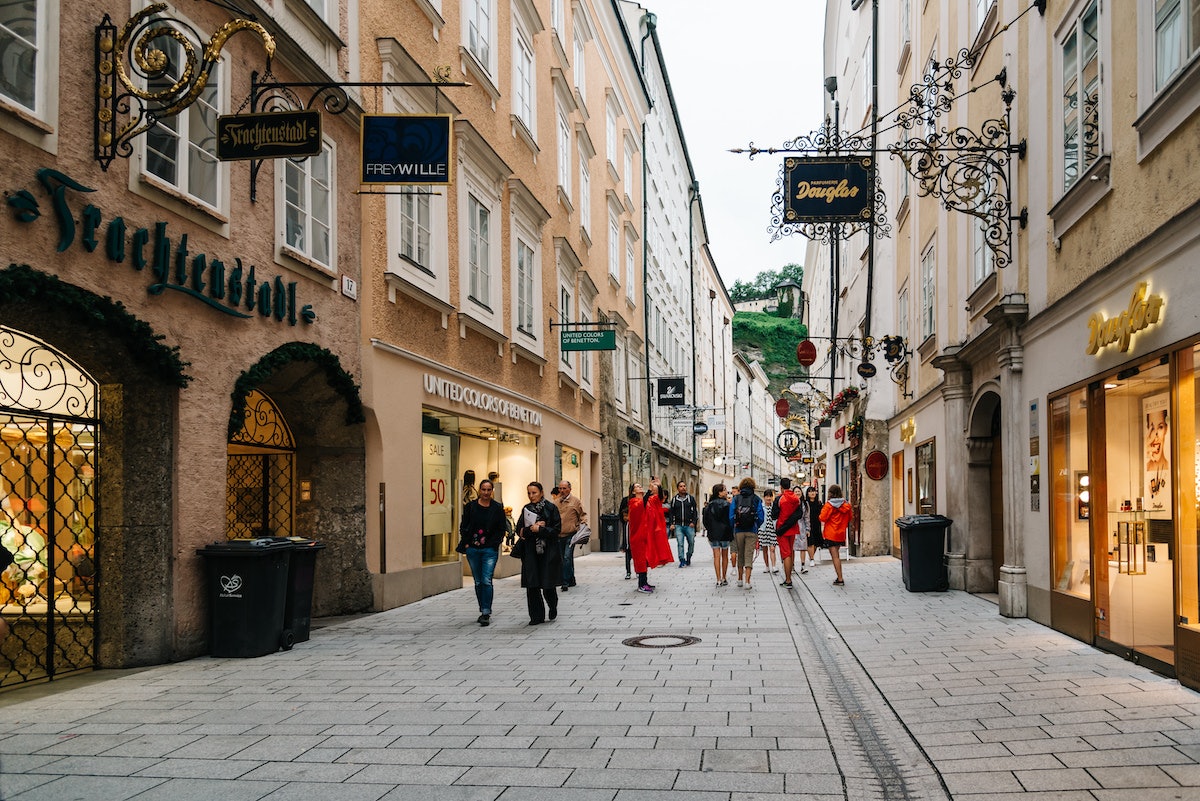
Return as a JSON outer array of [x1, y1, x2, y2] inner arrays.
[[622, 634, 701, 648]]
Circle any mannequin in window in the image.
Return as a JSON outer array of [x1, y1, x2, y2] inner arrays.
[[462, 470, 479, 506]]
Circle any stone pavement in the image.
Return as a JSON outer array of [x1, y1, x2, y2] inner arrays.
[[2, 548, 1199, 800]]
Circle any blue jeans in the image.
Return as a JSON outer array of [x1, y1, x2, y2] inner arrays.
[[674, 525, 695, 563], [558, 536, 576, 586], [465, 546, 499, 614]]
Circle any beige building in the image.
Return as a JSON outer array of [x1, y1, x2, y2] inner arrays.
[[822, 0, 1200, 689], [0, 0, 369, 689], [357, 0, 651, 607]]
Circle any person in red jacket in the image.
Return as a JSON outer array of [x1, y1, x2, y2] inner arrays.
[[627, 477, 673, 593], [819, 484, 853, 586], [772, 477, 803, 588]]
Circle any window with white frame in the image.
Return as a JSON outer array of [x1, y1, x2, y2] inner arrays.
[[573, 27, 586, 104], [630, 354, 642, 419], [0, 0, 44, 113], [971, 214, 993, 288], [579, 160, 590, 233], [606, 103, 617, 164], [466, 0, 494, 72], [516, 238, 535, 334], [974, 0, 995, 34], [557, 110, 572, 192], [613, 339, 626, 407], [551, 0, 564, 40], [560, 286, 572, 367], [513, 29, 534, 130], [580, 308, 592, 386], [608, 214, 620, 280], [900, 0, 910, 45], [1061, 0, 1101, 191], [625, 241, 635, 302], [898, 284, 910, 344], [919, 244, 935, 342], [399, 191, 431, 271], [468, 193, 491, 307], [1154, 0, 1200, 89], [862, 39, 871, 116], [283, 145, 334, 269], [623, 148, 633, 192], [305, 0, 327, 18], [143, 37, 223, 208]]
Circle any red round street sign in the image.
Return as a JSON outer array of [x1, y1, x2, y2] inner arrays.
[[796, 339, 817, 367], [864, 450, 889, 481], [775, 398, 790, 418]]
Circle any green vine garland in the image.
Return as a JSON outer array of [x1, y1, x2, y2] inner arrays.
[[0, 263, 191, 387], [229, 342, 366, 439]]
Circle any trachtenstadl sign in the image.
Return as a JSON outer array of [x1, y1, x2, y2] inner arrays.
[[424, 374, 543, 426]]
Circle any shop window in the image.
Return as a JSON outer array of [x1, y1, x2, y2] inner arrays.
[[1, 325, 98, 688], [1050, 388, 1092, 599], [915, 438, 935, 514], [226, 389, 294, 540]]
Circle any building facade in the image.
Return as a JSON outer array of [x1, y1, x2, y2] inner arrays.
[[0, 0, 369, 689]]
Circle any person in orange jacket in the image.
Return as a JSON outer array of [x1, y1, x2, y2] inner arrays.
[[819, 484, 853, 586]]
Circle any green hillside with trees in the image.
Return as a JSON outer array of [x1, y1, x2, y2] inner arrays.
[[732, 312, 807, 400]]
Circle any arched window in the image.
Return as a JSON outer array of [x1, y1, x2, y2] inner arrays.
[[226, 389, 295, 539]]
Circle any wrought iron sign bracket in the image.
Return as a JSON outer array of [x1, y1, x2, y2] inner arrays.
[[95, 4, 275, 171], [244, 69, 469, 201]]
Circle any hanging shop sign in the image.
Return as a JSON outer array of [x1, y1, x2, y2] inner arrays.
[[692, 423, 709, 435], [1086, 282, 1165, 356], [796, 339, 817, 367], [361, 114, 453, 185], [775, 398, 790, 418], [4, 168, 314, 324], [857, 361, 877, 378], [560, 329, 617, 351], [216, 110, 322, 161], [656, 378, 686, 406], [707, 414, 726, 430], [777, 428, 802, 455], [783, 156, 873, 224]]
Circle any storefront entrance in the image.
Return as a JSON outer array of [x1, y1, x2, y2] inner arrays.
[[1, 327, 98, 689], [1050, 346, 1200, 683]]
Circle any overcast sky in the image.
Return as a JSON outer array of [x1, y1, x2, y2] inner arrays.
[[642, 0, 828, 289]]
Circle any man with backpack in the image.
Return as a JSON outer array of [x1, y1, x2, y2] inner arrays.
[[669, 481, 699, 567], [728, 477, 764, 588], [772, 477, 803, 588]]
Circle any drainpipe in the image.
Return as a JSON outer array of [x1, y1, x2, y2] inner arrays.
[[689, 181, 699, 466], [641, 11, 656, 458]]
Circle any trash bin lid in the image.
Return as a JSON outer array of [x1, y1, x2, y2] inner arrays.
[[894, 514, 953, 528], [196, 538, 294, 556]]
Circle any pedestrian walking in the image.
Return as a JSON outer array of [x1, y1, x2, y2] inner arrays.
[[820, 484, 852, 586], [728, 477, 764, 588], [772, 477, 803, 587], [627, 477, 673, 592], [702, 483, 733, 586], [515, 482, 563, 624], [758, 488, 779, 576], [669, 480, 699, 567], [457, 479, 508, 626], [801, 485, 823, 570], [554, 480, 586, 592], [618, 488, 635, 579]]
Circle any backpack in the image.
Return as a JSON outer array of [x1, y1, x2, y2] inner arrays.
[[733, 494, 757, 530]]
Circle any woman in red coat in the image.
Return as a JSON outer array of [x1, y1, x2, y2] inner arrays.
[[626, 477, 673, 593]]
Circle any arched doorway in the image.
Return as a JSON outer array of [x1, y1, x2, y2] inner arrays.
[[966, 389, 1003, 592], [227, 389, 296, 539], [1, 326, 98, 688]]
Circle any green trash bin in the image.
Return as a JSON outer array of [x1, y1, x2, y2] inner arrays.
[[198, 539, 294, 657]]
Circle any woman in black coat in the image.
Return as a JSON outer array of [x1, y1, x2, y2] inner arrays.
[[702, 483, 734, 586], [515, 481, 563, 624]]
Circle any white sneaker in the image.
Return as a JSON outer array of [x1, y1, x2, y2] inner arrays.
[[736, 579, 743, 587]]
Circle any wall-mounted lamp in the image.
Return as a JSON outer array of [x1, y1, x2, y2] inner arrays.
[[299, 479, 313, 503]]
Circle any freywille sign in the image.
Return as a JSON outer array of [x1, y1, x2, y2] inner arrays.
[[217, 111, 322, 161], [1086, 282, 1165, 355], [783, 156, 873, 223], [362, 114, 453, 184], [656, 378, 686, 406]]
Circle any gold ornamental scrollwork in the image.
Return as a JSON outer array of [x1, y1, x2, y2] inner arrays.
[[95, 5, 275, 170]]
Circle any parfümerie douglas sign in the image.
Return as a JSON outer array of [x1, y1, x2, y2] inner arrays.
[[362, 115, 453, 185], [783, 156, 873, 223]]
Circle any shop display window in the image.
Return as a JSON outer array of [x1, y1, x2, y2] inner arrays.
[[915, 439, 936, 514], [1050, 389, 1092, 599], [1177, 346, 1200, 633]]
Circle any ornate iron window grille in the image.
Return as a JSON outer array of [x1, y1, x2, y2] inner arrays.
[[226, 388, 294, 540]]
